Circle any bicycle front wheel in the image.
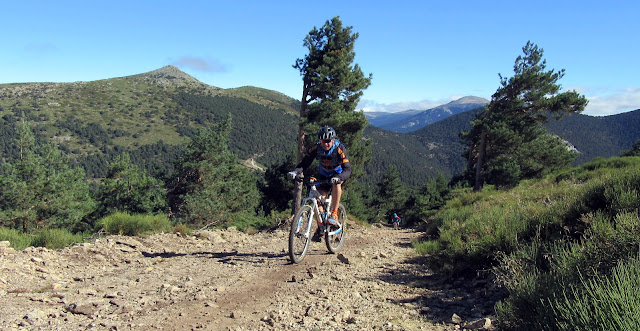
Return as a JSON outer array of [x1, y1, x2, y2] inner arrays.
[[289, 204, 314, 263], [325, 204, 347, 253]]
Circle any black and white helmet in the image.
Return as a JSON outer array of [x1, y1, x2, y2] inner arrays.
[[317, 125, 336, 141]]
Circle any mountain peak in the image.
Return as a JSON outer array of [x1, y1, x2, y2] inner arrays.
[[450, 96, 490, 105], [140, 65, 200, 83]]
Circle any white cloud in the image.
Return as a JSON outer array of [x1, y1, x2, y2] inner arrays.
[[570, 87, 640, 116], [171, 56, 229, 73]]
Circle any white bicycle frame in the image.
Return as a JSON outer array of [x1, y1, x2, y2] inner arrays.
[[298, 180, 342, 238]]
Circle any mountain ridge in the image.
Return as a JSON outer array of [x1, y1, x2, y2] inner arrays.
[[365, 96, 489, 133], [1, 66, 638, 187]]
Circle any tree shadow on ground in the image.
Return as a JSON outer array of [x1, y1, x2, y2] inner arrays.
[[371, 255, 507, 326], [140, 250, 286, 265]]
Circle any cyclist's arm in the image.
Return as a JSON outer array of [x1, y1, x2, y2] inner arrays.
[[335, 144, 351, 182], [295, 144, 317, 170]]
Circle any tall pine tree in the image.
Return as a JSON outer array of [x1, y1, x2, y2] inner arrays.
[[0, 120, 96, 232], [464, 41, 588, 191], [167, 116, 260, 228], [292, 16, 372, 213], [97, 152, 167, 217]]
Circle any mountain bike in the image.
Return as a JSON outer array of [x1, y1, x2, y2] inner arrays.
[[288, 176, 347, 264]]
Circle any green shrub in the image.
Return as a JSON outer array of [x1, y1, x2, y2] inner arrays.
[[420, 155, 640, 328], [552, 257, 640, 331], [412, 239, 439, 256], [0, 227, 33, 250], [97, 212, 172, 236], [30, 228, 85, 249], [0, 227, 86, 250]]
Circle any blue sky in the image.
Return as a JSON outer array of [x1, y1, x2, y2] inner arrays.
[[1, 1, 638, 116]]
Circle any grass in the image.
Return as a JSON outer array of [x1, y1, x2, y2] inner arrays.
[[417, 156, 640, 328], [0, 227, 86, 250], [97, 212, 173, 236]]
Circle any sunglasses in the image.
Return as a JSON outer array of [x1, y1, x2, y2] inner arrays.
[[321, 139, 332, 143]]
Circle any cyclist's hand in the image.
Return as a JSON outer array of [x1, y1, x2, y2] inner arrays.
[[331, 177, 342, 185], [287, 168, 303, 180]]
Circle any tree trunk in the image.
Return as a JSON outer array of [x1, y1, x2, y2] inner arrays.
[[292, 91, 308, 215], [474, 130, 487, 192]]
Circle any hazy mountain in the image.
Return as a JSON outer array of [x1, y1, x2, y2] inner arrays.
[[365, 96, 488, 133], [364, 109, 423, 128]]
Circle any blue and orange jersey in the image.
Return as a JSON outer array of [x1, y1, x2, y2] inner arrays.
[[296, 139, 351, 182]]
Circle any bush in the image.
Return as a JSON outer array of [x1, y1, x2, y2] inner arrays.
[[0, 227, 33, 250], [97, 212, 172, 236], [412, 239, 439, 256], [552, 257, 640, 330], [30, 228, 85, 249], [419, 156, 640, 328], [0, 227, 86, 250]]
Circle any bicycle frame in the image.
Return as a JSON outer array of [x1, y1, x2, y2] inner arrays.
[[289, 176, 347, 263], [298, 179, 342, 237]]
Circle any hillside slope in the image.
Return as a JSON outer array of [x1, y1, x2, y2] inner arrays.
[[0, 66, 299, 177]]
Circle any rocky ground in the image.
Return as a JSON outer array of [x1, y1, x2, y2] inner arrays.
[[0, 221, 503, 330]]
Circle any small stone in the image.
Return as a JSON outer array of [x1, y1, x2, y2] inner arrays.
[[464, 318, 491, 330], [337, 254, 350, 264]]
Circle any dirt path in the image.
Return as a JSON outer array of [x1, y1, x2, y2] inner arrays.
[[0, 222, 500, 330]]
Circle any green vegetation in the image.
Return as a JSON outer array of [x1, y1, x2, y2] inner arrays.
[[167, 116, 261, 228], [291, 15, 372, 211], [0, 227, 86, 250], [97, 212, 173, 236], [0, 120, 96, 232], [97, 152, 167, 217], [1, 34, 640, 331], [463, 41, 588, 191], [419, 156, 640, 329]]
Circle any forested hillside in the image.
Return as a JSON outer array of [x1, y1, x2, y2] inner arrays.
[[1, 66, 638, 188], [0, 66, 299, 179], [366, 107, 640, 186], [545, 109, 640, 164]]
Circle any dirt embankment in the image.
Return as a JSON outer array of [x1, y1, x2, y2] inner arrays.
[[0, 223, 501, 330]]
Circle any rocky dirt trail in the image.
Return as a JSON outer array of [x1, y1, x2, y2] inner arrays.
[[0, 222, 501, 330]]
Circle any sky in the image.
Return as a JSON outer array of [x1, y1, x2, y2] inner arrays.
[[1, 1, 638, 117]]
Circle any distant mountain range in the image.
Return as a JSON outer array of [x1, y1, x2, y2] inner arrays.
[[0, 66, 637, 187], [365, 106, 640, 185], [365, 96, 489, 133]]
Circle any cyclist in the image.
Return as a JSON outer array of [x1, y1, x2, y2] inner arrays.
[[392, 213, 402, 230], [289, 125, 351, 233]]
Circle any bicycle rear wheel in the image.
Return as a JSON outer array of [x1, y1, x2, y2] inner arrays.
[[325, 204, 347, 253], [289, 204, 314, 263]]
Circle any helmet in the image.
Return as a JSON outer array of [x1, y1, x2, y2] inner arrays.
[[317, 125, 336, 141]]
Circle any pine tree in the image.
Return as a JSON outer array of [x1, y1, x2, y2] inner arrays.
[[292, 16, 372, 213], [622, 139, 640, 157], [373, 165, 406, 223], [168, 116, 260, 228], [464, 41, 588, 191], [97, 152, 167, 217], [0, 120, 96, 232]]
